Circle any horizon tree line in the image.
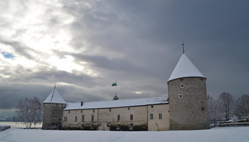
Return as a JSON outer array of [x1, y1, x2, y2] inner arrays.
[[208, 92, 249, 122]]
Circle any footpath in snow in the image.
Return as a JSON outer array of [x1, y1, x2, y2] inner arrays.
[[0, 126, 248, 142]]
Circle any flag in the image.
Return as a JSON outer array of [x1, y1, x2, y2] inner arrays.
[[112, 81, 117, 86]]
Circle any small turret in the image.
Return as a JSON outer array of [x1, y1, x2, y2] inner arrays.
[[42, 85, 66, 130]]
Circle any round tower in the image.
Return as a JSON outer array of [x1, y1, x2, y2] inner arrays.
[[42, 85, 66, 130], [168, 53, 209, 130]]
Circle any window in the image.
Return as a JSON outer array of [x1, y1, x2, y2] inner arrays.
[[159, 113, 162, 119], [150, 114, 153, 119], [91, 115, 94, 121], [201, 107, 205, 111], [93, 109, 95, 113], [75, 116, 77, 122], [128, 107, 130, 110], [117, 115, 120, 122], [81, 110, 82, 113], [81, 124, 84, 129], [64, 117, 67, 121], [130, 115, 133, 120], [180, 83, 184, 88], [68, 111, 70, 113], [82, 115, 84, 122], [151, 106, 153, 108], [109, 108, 111, 112]]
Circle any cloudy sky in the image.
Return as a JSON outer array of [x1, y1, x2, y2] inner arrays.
[[0, 0, 248, 120]]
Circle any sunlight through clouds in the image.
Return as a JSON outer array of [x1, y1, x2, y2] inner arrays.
[[47, 55, 82, 72], [0, 0, 86, 74]]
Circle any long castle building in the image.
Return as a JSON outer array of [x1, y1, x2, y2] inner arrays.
[[42, 53, 209, 131]]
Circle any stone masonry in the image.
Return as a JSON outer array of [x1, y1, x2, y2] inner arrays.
[[168, 77, 209, 130], [42, 103, 66, 130]]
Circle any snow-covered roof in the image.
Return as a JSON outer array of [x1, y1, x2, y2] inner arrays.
[[168, 54, 205, 82], [43, 89, 66, 104], [64, 97, 168, 110]]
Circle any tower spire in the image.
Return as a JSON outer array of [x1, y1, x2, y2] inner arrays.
[[182, 41, 184, 54]]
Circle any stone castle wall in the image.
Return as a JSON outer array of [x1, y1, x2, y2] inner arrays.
[[42, 103, 66, 130], [62, 104, 169, 131], [168, 77, 209, 130]]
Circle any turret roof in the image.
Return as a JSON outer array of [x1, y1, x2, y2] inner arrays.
[[168, 54, 205, 82], [43, 89, 66, 104]]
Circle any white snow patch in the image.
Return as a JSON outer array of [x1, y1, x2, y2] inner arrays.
[[43, 89, 66, 104], [168, 54, 205, 82], [64, 97, 168, 110], [0, 127, 248, 142]]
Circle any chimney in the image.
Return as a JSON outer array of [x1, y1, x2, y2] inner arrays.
[[81, 100, 83, 106]]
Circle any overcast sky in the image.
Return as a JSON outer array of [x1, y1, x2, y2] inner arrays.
[[0, 0, 248, 120]]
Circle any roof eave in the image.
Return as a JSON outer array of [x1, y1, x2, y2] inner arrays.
[[63, 102, 169, 111], [167, 76, 206, 83], [43, 102, 67, 104]]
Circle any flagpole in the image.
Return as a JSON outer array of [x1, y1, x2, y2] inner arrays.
[[116, 85, 117, 96]]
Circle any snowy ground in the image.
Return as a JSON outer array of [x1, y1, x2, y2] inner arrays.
[[0, 126, 248, 142]]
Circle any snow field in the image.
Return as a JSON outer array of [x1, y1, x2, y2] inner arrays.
[[0, 126, 248, 142]]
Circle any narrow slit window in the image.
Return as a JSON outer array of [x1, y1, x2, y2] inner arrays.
[[130, 114, 133, 120], [92, 115, 94, 121], [75, 116, 77, 122], [201, 107, 205, 111], [117, 115, 120, 122]]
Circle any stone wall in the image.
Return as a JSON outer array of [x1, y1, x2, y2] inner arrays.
[[61, 104, 170, 131], [168, 77, 209, 130], [148, 104, 169, 131], [42, 103, 66, 130]]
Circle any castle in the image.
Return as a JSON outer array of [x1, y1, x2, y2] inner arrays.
[[42, 53, 209, 131]]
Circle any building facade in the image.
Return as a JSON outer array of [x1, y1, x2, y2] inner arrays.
[[42, 53, 209, 131]]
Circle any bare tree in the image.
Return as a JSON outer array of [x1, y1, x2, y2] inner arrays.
[[13, 97, 42, 129], [207, 95, 216, 120], [234, 94, 249, 120], [218, 92, 234, 120]]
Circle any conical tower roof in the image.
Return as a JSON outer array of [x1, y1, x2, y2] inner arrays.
[[168, 54, 205, 82], [43, 87, 66, 104]]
